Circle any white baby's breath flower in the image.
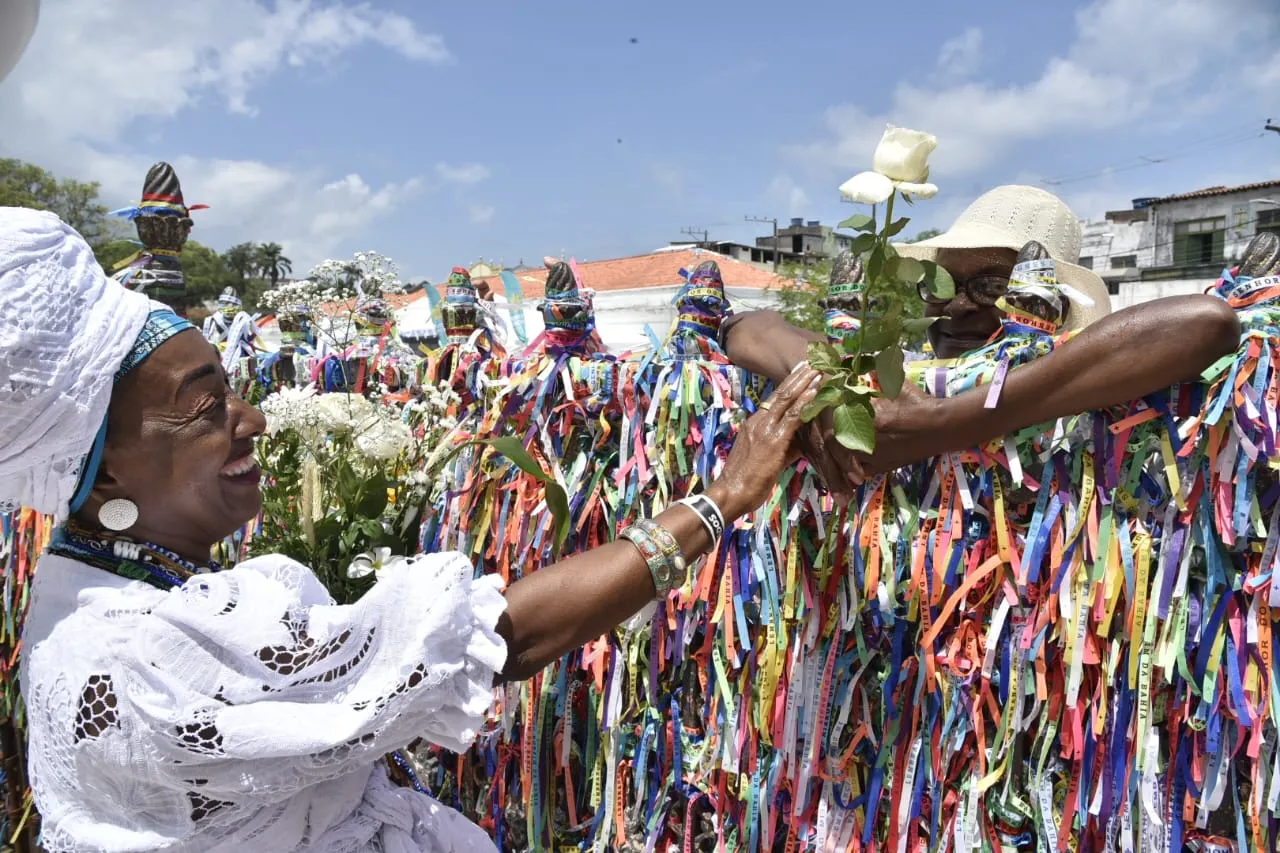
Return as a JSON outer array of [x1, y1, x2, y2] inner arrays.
[[314, 393, 376, 433], [354, 415, 412, 461], [259, 384, 319, 435]]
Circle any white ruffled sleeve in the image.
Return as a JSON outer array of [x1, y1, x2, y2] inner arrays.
[[107, 551, 506, 797]]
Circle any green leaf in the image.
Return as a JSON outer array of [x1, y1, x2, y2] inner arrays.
[[806, 341, 842, 373], [875, 346, 906, 398], [860, 318, 900, 352], [903, 317, 939, 333], [838, 213, 875, 232], [832, 401, 876, 454], [919, 260, 956, 300], [436, 436, 572, 553], [800, 397, 834, 423], [866, 245, 885, 284], [356, 471, 388, 519], [895, 257, 926, 284], [838, 334, 863, 355], [484, 437, 572, 552], [850, 233, 876, 256], [884, 216, 910, 238], [801, 381, 845, 422]]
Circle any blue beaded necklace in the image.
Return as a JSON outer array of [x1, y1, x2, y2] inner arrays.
[[49, 523, 221, 590]]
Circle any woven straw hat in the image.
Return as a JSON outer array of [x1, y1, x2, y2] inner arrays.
[[0, 0, 38, 83], [896, 185, 1112, 330]]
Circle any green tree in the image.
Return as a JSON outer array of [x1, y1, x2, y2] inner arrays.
[[223, 242, 258, 284], [773, 253, 929, 348], [254, 241, 292, 288], [774, 258, 833, 334], [0, 158, 115, 245], [908, 228, 942, 243]]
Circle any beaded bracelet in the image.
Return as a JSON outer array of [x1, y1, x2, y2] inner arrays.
[[620, 520, 686, 598]]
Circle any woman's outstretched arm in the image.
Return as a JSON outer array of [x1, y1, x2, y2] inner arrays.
[[495, 365, 822, 682]]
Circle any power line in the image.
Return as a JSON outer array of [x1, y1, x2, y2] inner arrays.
[[680, 226, 709, 243], [1041, 121, 1267, 186]]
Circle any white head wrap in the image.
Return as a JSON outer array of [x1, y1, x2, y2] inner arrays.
[[0, 0, 39, 83], [0, 207, 152, 519]]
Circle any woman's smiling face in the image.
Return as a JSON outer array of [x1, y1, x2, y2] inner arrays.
[[80, 329, 267, 559]]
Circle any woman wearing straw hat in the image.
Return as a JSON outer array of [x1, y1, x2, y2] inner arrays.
[[722, 184, 1242, 494], [0, 206, 822, 851]]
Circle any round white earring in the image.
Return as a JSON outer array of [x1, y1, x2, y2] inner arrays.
[[98, 498, 139, 532]]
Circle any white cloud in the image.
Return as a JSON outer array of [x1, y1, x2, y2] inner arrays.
[[0, 0, 446, 268], [936, 27, 983, 79], [790, 0, 1280, 180], [767, 174, 813, 218], [435, 162, 492, 185], [468, 204, 496, 225]]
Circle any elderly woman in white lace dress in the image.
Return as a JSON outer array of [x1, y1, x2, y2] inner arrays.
[[0, 208, 821, 853]]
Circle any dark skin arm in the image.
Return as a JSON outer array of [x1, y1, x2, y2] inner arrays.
[[723, 295, 1242, 487], [864, 294, 1240, 475], [494, 366, 822, 682]]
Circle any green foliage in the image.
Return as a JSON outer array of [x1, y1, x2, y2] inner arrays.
[[0, 158, 118, 245], [907, 228, 942, 243], [799, 191, 947, 445], [223, 243, 258, 282], [774, 258, 834, 334], [254, 241, 293, 288]]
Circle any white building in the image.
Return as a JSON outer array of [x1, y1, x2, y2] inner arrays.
[[1081, 180, 1280, 310], [422, 248, 786, 354]]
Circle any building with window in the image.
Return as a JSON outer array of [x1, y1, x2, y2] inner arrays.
[[1127, 180, 1280, 306], [1080, 180, 1280, 309], [1079, 207, 1150, 298], [754, 218, 858, 260]]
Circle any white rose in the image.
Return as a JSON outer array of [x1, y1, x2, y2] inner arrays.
[[873, 125, 935, 183], [838, 124, 939, 205]]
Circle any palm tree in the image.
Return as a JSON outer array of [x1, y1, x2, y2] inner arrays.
[[223, 243, 257, 287], [255, 242, 292, 289]]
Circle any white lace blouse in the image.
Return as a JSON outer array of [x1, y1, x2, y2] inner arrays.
[[19, 550, 508, 853]]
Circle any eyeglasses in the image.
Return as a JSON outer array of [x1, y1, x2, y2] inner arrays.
[[917, 273, 1010, 307]]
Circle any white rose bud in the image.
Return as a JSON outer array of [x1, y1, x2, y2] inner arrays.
[[838, 124, 940, 205], [872, 125, 936, 183]]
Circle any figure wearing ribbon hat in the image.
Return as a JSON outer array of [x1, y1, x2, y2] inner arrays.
[[203, 287, 243, 346], [665, 259, 732, 360], [108, 162, 209, 317], [534, 259, 603, 355]]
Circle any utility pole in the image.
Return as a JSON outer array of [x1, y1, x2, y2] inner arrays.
[[680, 226, 709, 247], [745, 215, 780, 271]]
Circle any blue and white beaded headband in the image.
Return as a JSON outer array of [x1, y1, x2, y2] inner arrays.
[[69, 308, 195, 514]]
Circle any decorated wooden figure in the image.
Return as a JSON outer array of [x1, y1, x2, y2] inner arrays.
[[665, 259, 731, 359], [108, 162, 207, 316], [538, 260, 603, 354]]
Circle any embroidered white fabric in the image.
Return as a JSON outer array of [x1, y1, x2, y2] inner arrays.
[[20, 550, 508, 853], [0, 208, 153, 519]]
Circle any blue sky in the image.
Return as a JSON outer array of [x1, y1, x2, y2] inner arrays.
[[1, 0, 1278, 282]]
